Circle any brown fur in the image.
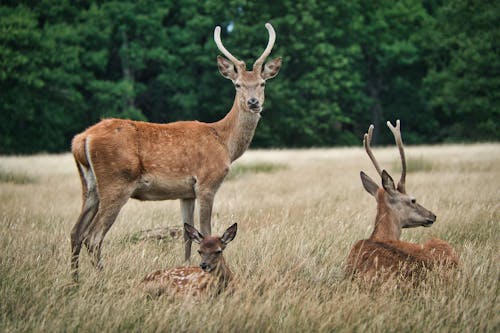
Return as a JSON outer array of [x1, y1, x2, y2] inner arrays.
[[141, 225, 236, 297], [70, 25, 281, 281], [346, 122, 458, 283], [346, 187, 458, 282]]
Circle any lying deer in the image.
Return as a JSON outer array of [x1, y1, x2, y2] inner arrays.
[[346, 120, 458, 282], [141, 223, 237, 297]]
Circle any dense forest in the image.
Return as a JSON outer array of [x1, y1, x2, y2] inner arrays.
[[0, 0, 498, 154]]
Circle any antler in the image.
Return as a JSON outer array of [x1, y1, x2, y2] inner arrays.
[[252, 23, 276, 73], [214, 25, 246, 70], [363, 124, 383, 177], [386, 120, 406, 193]]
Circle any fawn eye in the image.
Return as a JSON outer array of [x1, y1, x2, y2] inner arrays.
[[215, 250, 222, 255], [197, 250, 202, 255], [260, 82, 266, 87], [235, 83, 241, 88], [411, 198, 416, 204]]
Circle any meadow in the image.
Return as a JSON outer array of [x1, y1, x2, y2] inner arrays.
[[0, 144, 498, 332]]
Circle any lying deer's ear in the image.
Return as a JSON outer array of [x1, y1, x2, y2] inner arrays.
[[261, 57, 282, 80], [381, 170, 397, 195], [217, 55, 238, 81], [184, 223, 204, 244], [220, 223, 237, 245], [360, 171, 379, 197]]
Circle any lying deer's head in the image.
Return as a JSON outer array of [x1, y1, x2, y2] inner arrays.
[[184, 223, 237, 272], [214, 23, 282, 114], [360, 120, 436, 229]]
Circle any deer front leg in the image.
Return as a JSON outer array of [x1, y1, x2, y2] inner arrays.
[[181, 198, 196, 263], [197, 190, 216, 237]]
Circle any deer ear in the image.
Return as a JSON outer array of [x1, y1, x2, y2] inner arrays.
[[217, 55, 238, 81], [360, 171, 379, 197], [381, 170, 397, 195], [261, 57, 282, 80], [184, 223, 204, 244], [220, 223, 237, 245]]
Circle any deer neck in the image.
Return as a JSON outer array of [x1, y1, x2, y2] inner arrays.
[[211, 98, 261, 162], [369, 193, 402, 241], [213, 256, 233, 288]]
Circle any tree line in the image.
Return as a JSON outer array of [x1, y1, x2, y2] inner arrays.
[[1, 0, 498, 154]]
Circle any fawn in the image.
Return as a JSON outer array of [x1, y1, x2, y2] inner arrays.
[[346, 120, 458, 282], [141, 223, 237, 296]]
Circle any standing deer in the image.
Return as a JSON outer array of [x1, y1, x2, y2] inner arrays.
[[70, 23, 281, 281], [346, 120, 458, 282], [141, 223, 237, 297]]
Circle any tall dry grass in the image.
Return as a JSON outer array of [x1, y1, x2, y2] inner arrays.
[[0, 144, 499, 332]]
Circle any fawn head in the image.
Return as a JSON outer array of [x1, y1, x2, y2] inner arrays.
[[214, 23, 282, 114], [184, 223, 237, 272], [360, 120, 436, 229]]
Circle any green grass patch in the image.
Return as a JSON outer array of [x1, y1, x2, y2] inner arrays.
[[0, 168, 36, 184], [226, 162, 287, 181]]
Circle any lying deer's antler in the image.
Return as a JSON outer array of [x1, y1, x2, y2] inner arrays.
[[386, 120, 406, 193], [363, 124, 383, 177]]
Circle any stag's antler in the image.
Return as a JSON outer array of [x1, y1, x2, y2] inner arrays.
[[363, 124, 383, 176], [252, 23, 276, 73], [214, 25, 246, 70], [386, 120, 406, 193]]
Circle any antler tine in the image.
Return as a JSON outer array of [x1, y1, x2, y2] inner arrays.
[[252, 23, 276, 73], [214, 25, 245, 69], [363, 124, 383, 177], [386, 120, 406, 193]]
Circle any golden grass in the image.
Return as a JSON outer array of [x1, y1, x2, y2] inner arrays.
[[0, 144, 499, 332]]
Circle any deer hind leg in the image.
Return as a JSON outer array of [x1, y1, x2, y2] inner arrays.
[[83, 188, 133, 271], [181, 198, 196, 263], [71, 162, 99, 282]]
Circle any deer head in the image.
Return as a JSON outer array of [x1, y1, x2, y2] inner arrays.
[[360, 120, 436, 229], [214, 23, 282, 114], [184, 223, 237, 273]]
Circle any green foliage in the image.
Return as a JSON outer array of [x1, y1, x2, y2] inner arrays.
[[421, 0, 500, 141], [0, 0, 498, 154]]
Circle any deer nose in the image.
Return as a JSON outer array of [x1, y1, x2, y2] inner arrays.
[[247, 97, 259, 108], [200, 262, 208, 270]]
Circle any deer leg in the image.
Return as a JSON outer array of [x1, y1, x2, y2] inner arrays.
[[84, 191, 132, 271], [181, 198, 196, 263], [70, 188, 99, 281], [71, 163, 99, 282], [197, 190, 216, 237]]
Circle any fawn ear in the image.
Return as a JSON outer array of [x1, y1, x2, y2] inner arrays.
[[184, 223, 204, 244], [220, 223, 237, 245], [381, 170, 398, 195], [360, 171, 379, 197]]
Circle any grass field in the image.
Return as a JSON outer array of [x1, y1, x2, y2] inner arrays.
[[0, 144, 499, 332]]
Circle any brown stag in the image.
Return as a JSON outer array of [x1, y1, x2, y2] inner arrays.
[[70, 23, 281, 281], [346, 120, 458, 282]]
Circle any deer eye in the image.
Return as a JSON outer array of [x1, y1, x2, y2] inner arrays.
[[260, 82, 266, 87], [197, 250, 202, 255], [215, 250, 222, 255], [410, 198, 416, 204], [235, 83, 241, 88]]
